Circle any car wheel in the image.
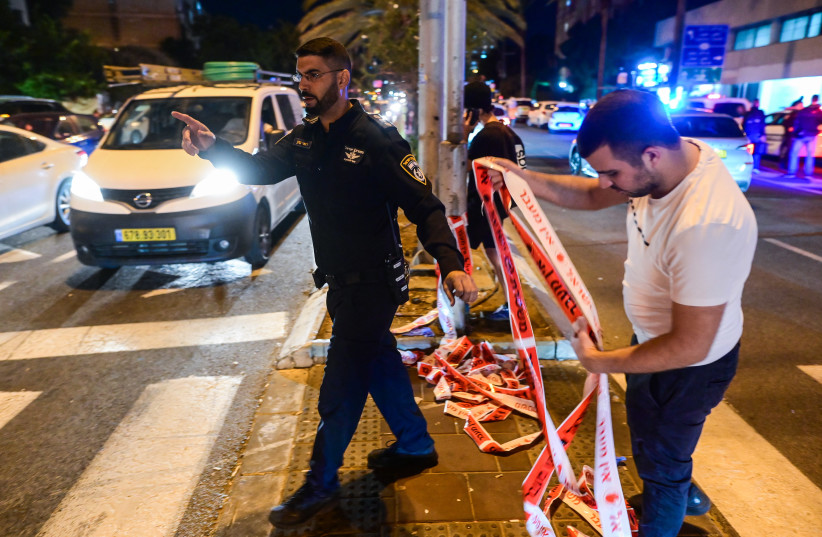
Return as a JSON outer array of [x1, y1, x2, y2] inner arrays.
[[244, 202, 273, 269], [569, 147, 582, 175], [50, 178, 72, 232]]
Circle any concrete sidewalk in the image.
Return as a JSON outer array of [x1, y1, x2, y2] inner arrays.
[[212, 220, 739, 537]]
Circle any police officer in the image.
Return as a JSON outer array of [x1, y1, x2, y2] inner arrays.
[[172, 37, 477, 527], [742, 99, 766, 173]]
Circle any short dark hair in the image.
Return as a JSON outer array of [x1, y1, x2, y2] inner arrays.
[[464, 81, 492, 112], [577, 89, 680, 167], [296, 37, 352, 73]]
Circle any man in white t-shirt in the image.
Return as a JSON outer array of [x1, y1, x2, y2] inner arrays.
[[485, 89, 757, 537]]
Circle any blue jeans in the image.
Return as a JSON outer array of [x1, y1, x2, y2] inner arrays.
[[788, 136, 818, 176], [626, 340, 739, 537], [306, 281, 433, 490]]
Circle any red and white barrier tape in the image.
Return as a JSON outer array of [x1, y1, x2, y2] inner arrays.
[[472, 159, 632, 537]]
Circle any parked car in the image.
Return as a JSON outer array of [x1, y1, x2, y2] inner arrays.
[[0, 95, 72, 116], [764, 111, 822, 158], [547, 103, 584, 132], [492, 103, 511, 126], [506, 97, 534, 123], [568, 112, 753, 192], [0, 112, 105, 154], [0, 124, 88, 240], [69, 81, 304, 269], [527, 101, 558, 128]]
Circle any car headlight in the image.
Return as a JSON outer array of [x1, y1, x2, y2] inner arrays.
[[190, 168, 241, 198], [71, 171, 103, 201]]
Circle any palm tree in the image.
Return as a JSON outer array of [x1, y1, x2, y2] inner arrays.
[[297, 0, 525, 90]]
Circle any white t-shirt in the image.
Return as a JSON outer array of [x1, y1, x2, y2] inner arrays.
[[622, 138, 758, 366]]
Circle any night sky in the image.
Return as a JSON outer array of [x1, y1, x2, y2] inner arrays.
[[198, 0, 303, 28]]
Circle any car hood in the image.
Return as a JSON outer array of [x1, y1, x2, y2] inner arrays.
[[84, 148, 218, 189]]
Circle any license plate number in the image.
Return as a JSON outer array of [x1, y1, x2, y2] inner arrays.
[[115, 228, 176, 242], [559, 123, 572, 127]]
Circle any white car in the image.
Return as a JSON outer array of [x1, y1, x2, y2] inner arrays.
[[506, 97, 534, 123], [527, 101, 559, 128], [547, 103, 584, 132], [0, 124, 87, 241], [568, 112, 753, 192], [69, 82, 303, 269]]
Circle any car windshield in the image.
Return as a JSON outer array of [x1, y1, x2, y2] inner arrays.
[[516, 100, 532, 106], [556, 106, 579, 113], [671, 115, 744, 138], [103, 97, 251, 150]]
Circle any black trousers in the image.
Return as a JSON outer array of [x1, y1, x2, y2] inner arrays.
[[626, 338, 739, 537], [306, 281, 434, 490]]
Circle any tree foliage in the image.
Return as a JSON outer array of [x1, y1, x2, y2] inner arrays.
[[161, 16, 301, 74], [0, 3, 107, 99], [297, 0, 525, 90]]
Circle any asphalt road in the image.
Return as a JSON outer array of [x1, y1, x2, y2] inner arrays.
[[0, 210, 315, 537], [0, 123, 820, 536]]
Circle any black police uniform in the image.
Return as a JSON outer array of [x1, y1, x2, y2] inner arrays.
[[200, 99, 464, 492]]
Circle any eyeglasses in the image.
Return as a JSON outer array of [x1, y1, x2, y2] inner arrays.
[[292, 69, 345, 83]]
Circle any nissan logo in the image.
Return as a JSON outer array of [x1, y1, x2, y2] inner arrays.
[[133, 192, 153, 208]]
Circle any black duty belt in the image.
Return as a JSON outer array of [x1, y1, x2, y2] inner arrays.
[[314, 268, 385, 289]]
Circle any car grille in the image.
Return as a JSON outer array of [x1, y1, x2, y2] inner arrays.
[[90, 240, 210, 258], [101, 186, 195, 210]]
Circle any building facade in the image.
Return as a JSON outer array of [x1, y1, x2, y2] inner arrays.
[[656, 0, 822, 112], [62, 0, 201, 50]]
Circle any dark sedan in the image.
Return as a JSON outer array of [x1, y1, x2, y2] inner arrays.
[[0, 112, 104, 154]]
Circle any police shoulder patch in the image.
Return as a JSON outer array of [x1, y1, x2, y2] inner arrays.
[[400, 154, 427, 185]]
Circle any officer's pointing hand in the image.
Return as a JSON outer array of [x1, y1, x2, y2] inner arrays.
[[171, 111, 216, 156], [443, 270, 478, 306]]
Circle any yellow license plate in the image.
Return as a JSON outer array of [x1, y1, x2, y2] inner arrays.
[[717, 149, 727, 158], [115, 228, 176, 242]]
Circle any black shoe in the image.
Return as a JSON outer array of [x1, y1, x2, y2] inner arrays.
[[268, 481, 340, 527], [685, 483, 711, 516], [367, 443, 438, 473]]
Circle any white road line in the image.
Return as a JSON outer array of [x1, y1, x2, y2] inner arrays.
[[0, 312, 288, 361], [0, 391, 41, 430], [754, 175, 822, 195], [36, 376, 242, 537], [0, 281, 15, 293], [141, 288, 184, 298], [611, 374, 822, 536], [48, 250, 77, 264], [764, 238, 822, 263], [0, 248, 41, 264], [798, 365, 822, 385]]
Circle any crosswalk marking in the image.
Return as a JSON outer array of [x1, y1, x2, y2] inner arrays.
[[764, 238, 822, 263], [799, 365, 822, 385], [0, 248, 41, 264], [48, 250, 77, 264], [612, 374, 822, 536], [0, 281, 15, 293], [0, 391, 41, 430], [0, 312, 288, 361], [36, 376, 241, 537]]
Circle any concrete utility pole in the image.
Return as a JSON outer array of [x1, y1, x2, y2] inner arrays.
[[418, 0, 444, 187], [418, 0, 468, 329]]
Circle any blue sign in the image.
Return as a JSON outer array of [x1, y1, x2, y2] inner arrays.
[[681, 25, 729, 68]]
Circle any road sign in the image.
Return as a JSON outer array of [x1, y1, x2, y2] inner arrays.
[[681, 25, 729, 68]]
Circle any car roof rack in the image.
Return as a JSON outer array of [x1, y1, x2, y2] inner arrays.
[[104, 64, 293, 87]]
